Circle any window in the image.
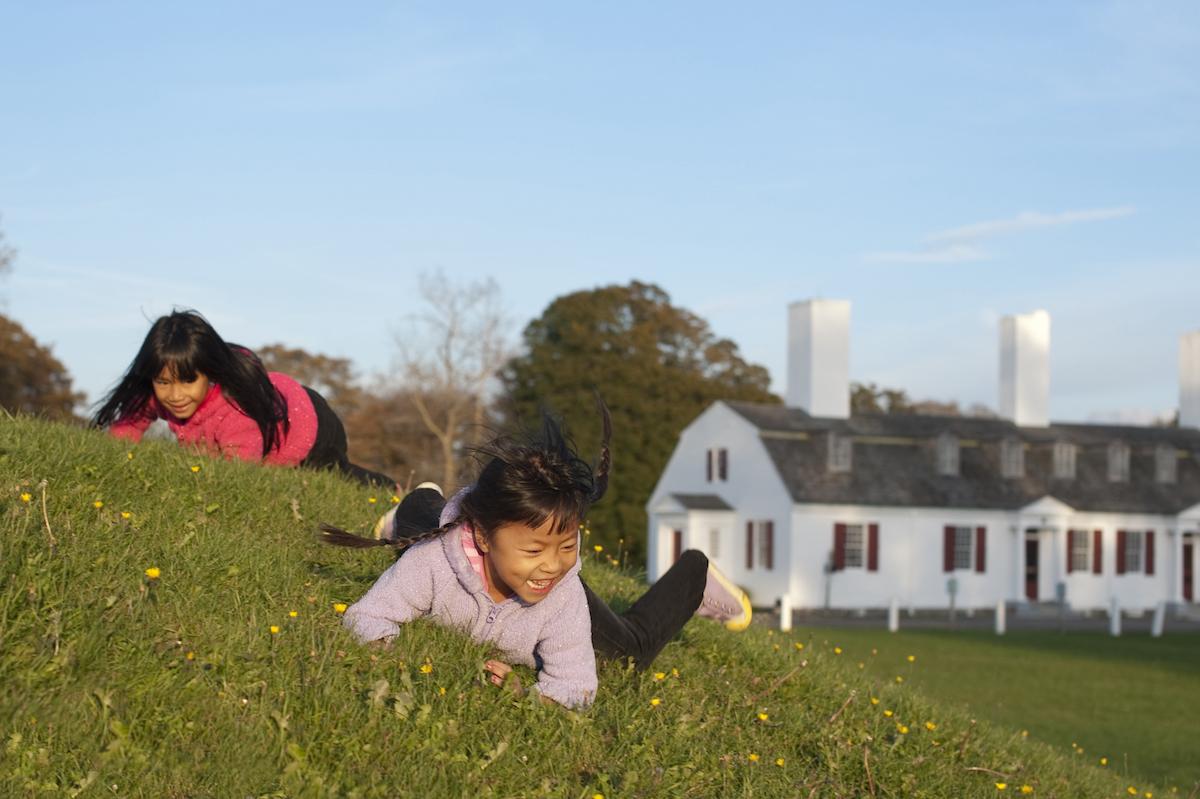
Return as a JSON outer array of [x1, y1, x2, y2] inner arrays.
[[1000, 437, 1024, 478], [1156, 445, 1177, 484], [744, 520, 773, 570], [1067, 529, 1090, 573], [943, 525, 986, 572], [1053, 441, 1077, 480], [1120, 530, 1143, 573], [936, 433, 960, 476], [1108, 441, 1130, 482], [708, 528, 720, 559], [706, 448, 729, 482], [833, 522, 879, 572], [827, 433, 852, 473]]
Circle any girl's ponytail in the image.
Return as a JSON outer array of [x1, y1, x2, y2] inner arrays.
[[318, 522, 457, 553]]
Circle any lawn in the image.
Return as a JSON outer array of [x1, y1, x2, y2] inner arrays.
[[791, 626, 1200, 790]]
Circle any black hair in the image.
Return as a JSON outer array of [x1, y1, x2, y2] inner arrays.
[[92, 310, 289, 456], [320, 395, 611, 551]]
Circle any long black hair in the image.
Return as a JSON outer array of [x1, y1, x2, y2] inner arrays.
[[321, 395, 611, 550], [92, 310, 289, 456]]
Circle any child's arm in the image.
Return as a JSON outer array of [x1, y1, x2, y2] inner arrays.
[[108, 408, 157, 442], [210, 410, 267, 462], [529, 584, 598, 709], [342, 543, 437, 644]]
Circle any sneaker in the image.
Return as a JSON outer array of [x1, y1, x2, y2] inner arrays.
[[696, 561, 753, 632], [392, 483, 445, 539]]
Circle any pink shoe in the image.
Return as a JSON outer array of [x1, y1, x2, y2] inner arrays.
[[696, 561, 752, 631]]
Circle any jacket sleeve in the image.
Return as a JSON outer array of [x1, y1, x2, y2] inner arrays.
[[211, 409, 268, 462], [108, 409, 156, 442], [532, 582, 598, 709], [342, 542, 437, 644]]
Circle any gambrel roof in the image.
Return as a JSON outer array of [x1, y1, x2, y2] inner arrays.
[[725, 401, 1200, 514]]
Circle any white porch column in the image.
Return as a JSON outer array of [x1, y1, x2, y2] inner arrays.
[[1171, 526, 1183, 604], [1011, 524, 1024, 602]]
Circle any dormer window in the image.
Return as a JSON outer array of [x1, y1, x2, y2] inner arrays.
[[706, 448, 728, 482], [1000, 437, 1024, 479], [1107, 441, 1130, 482], [827, 432, 853, 473], [1053, 441, 1077, 480], [936, 433, 960, 476], [1155, 445, 1177, 484]]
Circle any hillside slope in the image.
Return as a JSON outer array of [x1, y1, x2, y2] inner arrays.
[[1, 415, 1150, 798]]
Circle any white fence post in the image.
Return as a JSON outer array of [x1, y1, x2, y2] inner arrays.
[[888, 597, 899, 633], [779, 596, 792, 632], [1109, 597, 1121, 637], [1151, 602, 1166, 638], [995, 600, 1006, 636]]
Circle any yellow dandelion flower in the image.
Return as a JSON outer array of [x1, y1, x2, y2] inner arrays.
[[895, 675, 904, 684], [870, 696, 880, 705], [757, 712, 769, 722], [857, 661, 864, 669], [897, 725, 909, 734], [1127, 788, 1137, 796], [794, 642, 804, 651], [671, 668, 679, 678], [775, 758, 785, 767], [120, 511, 131, 519], [1145, 792, 1153, 798], [190, 465, 200, 473], [127, 451, 134, 460], [883, 709, 894, 717], [833, 646, 842, 655], [1021, 730, 1029, 738], [593, 794, 605, 799], [419, 662, 433, 674], [593, 544, 603, 553], [747, 753, 759, 763], [19, 492, 32, 503], [650, 697, 662, 707], [907, 654, 916, 663], [1100, 757, 1108, 766], [871, 648, 878, 655], [1020, 787, 1033, 795], [288, 610, 298, 618], [439, 686, 446, 696], [996, 783, 1007, 791], [185, 651, 195, 661], [390, 495, 400, 504], [368, 496, 377, 504], [925, 721, 937, 731], [144, 567, 161, 580], [93, 500, 104, 509], [333, 602, 348, 614], [653, 672, 666, 681], [269, 625, 280, 634]]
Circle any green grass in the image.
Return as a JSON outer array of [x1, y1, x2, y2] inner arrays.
[[1, 414, 1191, 798], [791, 627, 1200, 791]]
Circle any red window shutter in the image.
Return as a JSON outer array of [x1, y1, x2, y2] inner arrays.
[[1066, 530, 1075, 574], [975, 527, 986, 573], [867, 523, 879, 572], [745, 521, 754, 570], [833, 523, 846, 572], [765, 521, 774, 570], [718, 449, 728, 481], [943, 526, 955, 572], [1092, 529, 1102, 574], [1145, 530, 1155, 576], [1116, 530, 1126, 575], [706, 449, 713, 482]]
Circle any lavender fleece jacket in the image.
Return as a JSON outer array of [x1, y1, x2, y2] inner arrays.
[[342, 499, 597, 708]]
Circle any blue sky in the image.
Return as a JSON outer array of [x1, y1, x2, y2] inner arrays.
[[2, 1, 1197, 423]]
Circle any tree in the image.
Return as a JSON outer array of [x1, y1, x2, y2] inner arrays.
[[392, 271, 512, 492], [499, 281, 778, 557], [0, 215, 15, 280], [257, 344, 361, 411], [850, 381, 996, 418], [0, 314, 85, 421]]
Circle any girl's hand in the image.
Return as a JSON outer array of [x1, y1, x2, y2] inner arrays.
[[484, 659, 522, 693]]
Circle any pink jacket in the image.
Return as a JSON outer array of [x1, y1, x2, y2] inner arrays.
[[110, 372, 319, 466]]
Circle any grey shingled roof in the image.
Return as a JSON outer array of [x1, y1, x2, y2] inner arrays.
[[670, 493, 735, 511], [724, 401, 1200, 514]]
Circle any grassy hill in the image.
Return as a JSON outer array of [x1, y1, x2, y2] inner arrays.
[[0, 414, 1172, 798]]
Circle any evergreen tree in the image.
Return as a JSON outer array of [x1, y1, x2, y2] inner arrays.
[[499, 281, 777, 558]]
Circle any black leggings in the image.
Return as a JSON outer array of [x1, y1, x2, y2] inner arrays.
[[301, 388, 396, 488]]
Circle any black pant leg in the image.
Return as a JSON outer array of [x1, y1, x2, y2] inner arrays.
[[584, 549, 708, 669], [301, 387, 396, 488]]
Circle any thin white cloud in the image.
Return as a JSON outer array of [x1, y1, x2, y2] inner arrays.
[[863, 205, 1136, 265]]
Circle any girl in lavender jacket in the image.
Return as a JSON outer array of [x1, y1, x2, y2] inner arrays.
[[323, 400, 753, 709], [93, 310, 393, 487]]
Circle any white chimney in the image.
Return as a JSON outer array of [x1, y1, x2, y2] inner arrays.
[[1181, 330, 1200, 428], [787, 299, 850, 418], [999, 309, 1051, 427]]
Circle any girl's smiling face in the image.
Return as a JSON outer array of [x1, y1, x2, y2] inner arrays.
[[153, 366, 211, 420], [476, 516, 579, 604]]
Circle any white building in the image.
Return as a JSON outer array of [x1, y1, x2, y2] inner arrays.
[[647, 301, 1200, 613]]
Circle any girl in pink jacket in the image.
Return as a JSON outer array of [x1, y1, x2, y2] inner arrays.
[[93, 310, 393, 487]]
